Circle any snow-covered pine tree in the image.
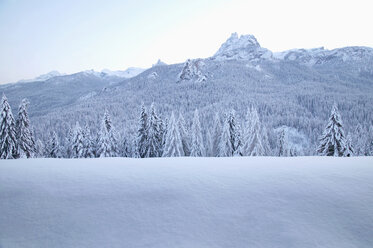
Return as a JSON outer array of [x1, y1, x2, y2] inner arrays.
[[244, 108, 265, 156], [241, 107, 254, 156], [352, 124, 366, 156], [211, 112, 221, 157], [277, 129, 289, 157], [0, 94, 18, 159], [218, 116, 234, 157], [178, 113, 190, 156], [35, 139, 45, 158], [65, 128, 74, 158], [46, 131, 60, 158], [227, 110, 242, 156], [16, 99, 35, 158], [317, 104, 347, 156], [97, 110, 118, 157], [146, 103, 163, 157], [190, 109, 205, 157], [71, 122, 85, 158], [162, 112, 184, 157], [135, 104, 148, 158], [344, 134, 354, 157], [82, 124, 94, 158]]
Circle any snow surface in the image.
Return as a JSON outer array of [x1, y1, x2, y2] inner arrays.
[[1, 157, 373, 248]]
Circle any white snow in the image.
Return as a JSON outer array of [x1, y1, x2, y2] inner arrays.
[[101, 67, 146, 78], [17, 71, 65, 83], [1, 157, 373, 248]]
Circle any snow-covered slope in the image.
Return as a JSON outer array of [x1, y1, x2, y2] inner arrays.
[[101, 67, 146, 78], [1, 157, 373, 248], [17, 70, 65, 83]]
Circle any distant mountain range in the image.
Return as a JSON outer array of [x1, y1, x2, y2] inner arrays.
[[1, 33, 372, 154]]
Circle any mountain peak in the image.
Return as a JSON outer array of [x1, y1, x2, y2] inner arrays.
[[213, 33, 271, 61]]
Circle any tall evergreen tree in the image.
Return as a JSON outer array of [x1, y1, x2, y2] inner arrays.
[[35, 139, 45, 158], [0, 94, 18, 159], [65, 128, 74, 158], [82, 124, 94, 158], [162, 112, 184, 157], [146, 103, 163, 157], [190, 109, 205, 157], [241, 107, 266, 156], [277, 129, 289, 157], [46, 131, 60, 158], [97, 110, 118, 157], [211, 112, 221, 157], [178, 113, 190, 156], [71, 122, 85, 158], [135, 104, 148, 158], [317, 104, 347, 156], [16, 99, 35, 158], [218, 116, 234, 157], [227, 110, 242, 156], [344, 134, 354, 157]]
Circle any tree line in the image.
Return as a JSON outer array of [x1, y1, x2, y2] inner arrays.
[[0, 94, 371, 159]]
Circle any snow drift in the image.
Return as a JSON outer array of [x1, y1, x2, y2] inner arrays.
[[1, 157, 373, 248]]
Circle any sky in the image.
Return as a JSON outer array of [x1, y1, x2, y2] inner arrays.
[[0, 0, 372, 84]]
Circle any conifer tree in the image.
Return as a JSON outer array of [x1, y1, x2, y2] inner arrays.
[[97, 110, 118, 157], [46, 131, 60, 158], [344, 134, 354, 157], [162, 112, 184, 157], [16, 99, 35, 158], [82, 124, 94, 158], [218, 116, 234, 157], [71, 122, 85, 158], [227, 110, 242, 156], [135, 104, 148, 158], [190, 109, 205, 157], [317, 104, 347, 156], [65, 128, 74, 158], [35, 139, 45, 158], [211, 112, 221, 157], [0, 94, 18, 159], [146, 103, 162, 157], [178, 113, 190, 156], [277, 129, 289, 157], [241, 107, 266, 156]]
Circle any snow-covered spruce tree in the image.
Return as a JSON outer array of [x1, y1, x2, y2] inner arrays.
[[261, 126, 271, 156], [218, 116, 234, 157], [0, 94, 18, 159], [211, 112, 221, 157], [35, 139, 45, 158], [178, 113, 190, 156], [64, 128, 74, 158], [242, 108, 265, 156], [317, 104, 347, 156], [241, 107, 254, 156], [135, 103, 148, 158], [97, 110, 118, 157], [16, 99, 35, 158], [352, 124, 367, 156], [277, 129, 289, 157], [46, 131, 60, 158], [227, 110, 242, 156], [82, 124, 94, 158], [190, 109, 205, 157], [71, 122, 85, 158], [146, 103, 163, 157], [162, 112, 184, 157], [344, 134, 354, 157]]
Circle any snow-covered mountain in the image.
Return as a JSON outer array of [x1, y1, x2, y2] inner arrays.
[[213, 32, 273, 61], [17, 70, 65, 83], [1, 32, 373, 153], [101, 67, 145, 78]]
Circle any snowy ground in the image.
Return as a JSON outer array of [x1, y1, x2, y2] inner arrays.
[[1, 157, 373, 248]]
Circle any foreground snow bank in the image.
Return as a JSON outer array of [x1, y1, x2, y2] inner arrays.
[[1, 157, 373, 248]]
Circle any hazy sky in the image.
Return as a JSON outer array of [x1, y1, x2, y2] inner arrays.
[[1, 0, 372, 84]]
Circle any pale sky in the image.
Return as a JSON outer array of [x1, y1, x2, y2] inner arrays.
[[0, 0, 372, 84]]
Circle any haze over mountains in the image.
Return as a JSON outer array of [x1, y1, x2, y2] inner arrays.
[[1, 33, 373, 154]]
